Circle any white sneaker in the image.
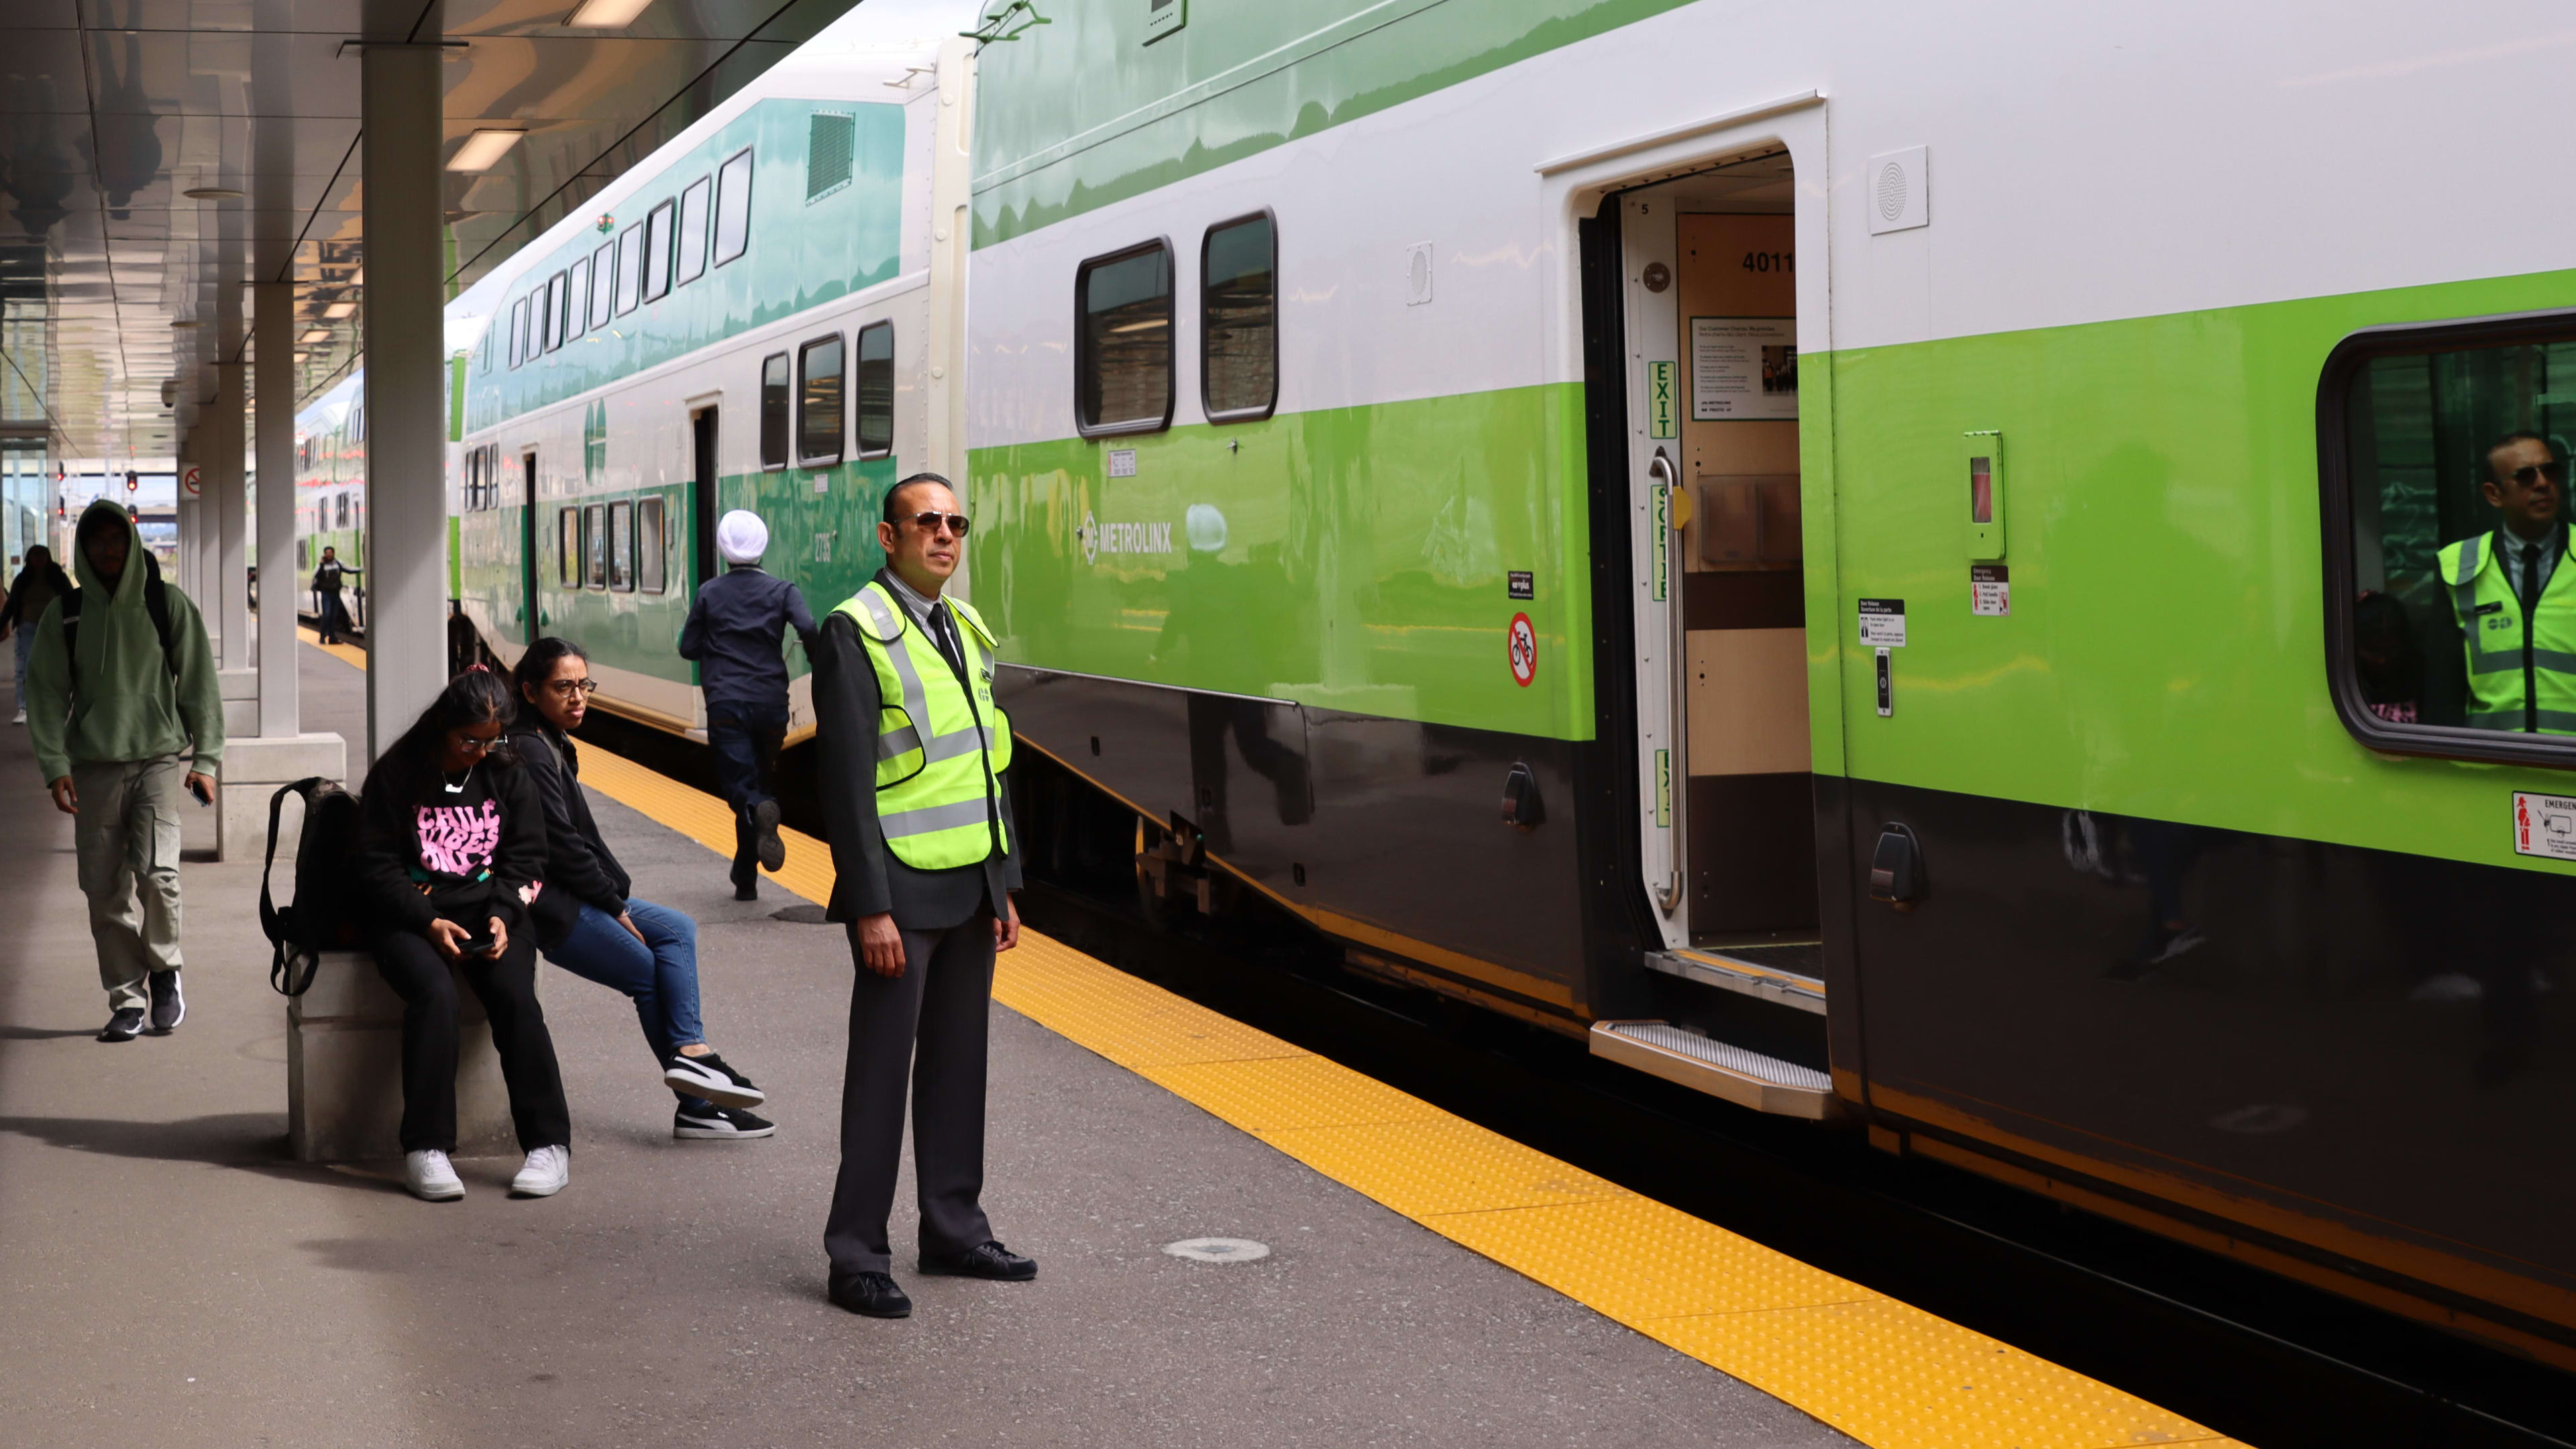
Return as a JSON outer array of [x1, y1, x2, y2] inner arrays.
[[509, 1144, 569, 1197], [9, 707, 23, 725], [405, 1149, 465, 1201]]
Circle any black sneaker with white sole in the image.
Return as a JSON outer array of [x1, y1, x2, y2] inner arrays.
[[664, 1051, 765, 1108], [750, 798, 786, 873], [675, 1104, 776, 1140], [146, 970, 184, 1034], [98, 1006, 146, 1042]]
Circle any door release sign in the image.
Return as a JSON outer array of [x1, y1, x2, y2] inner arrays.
[[1970, 564, 2010, 616], [1858, 598, 1907, 647], [2513, 792, 2576, 860]]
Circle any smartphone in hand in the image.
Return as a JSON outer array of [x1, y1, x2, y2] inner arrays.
[[187, 777, 213, 807], [457, 934, 496, 956]]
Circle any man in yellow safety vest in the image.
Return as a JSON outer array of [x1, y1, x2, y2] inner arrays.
[[2439, 431, 2576, 734], [812, 472, 1030, 1320]]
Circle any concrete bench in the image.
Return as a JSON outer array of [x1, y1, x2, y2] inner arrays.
[[286, 951, 524, 1163]]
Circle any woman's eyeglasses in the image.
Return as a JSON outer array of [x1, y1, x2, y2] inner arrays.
[[546, 678, 600, 699], [902, 511, 971, 538], [451, 733, 502, 754]]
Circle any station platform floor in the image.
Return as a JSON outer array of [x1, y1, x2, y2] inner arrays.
[[0, 639, 2240, 1448]]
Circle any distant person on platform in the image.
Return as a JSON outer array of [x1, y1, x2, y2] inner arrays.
[[3, 543, 74, 725], [312, 545, 350, 645], [25, 501, 224, 1043], [678, 510, 815, 900], [812, 472, 1030, 1321], [2441, 431, 2576, 735]]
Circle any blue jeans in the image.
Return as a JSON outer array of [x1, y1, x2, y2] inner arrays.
[[708, 704, 787, 885], [544, 898, 706, 1069]]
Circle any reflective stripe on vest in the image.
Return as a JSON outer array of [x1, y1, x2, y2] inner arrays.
[[2440, 528, 2576, 736], [831, 581, 1014, 870]]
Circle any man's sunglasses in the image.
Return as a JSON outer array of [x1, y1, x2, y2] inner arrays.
[[900, 511, 971, 537], [2511, 462, 2567, 488]]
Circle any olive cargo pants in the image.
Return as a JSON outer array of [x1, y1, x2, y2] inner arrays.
[[71, 753, 186, 1010]]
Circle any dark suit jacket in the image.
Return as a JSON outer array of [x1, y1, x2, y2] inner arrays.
[[812, 574, 1021, 931]]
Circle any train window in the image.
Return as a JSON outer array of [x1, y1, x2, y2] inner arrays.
[[676, 176, 711, 285], [335, 493, 348, 529], [1201, 213, 1277, 422], [559, 508, 579, 586], [638, 496, 667, 593], [760, 352, 790, 470], [798, 334, 845, 466], [589, 241, 615, 331], [297, 538, 309, 570], [510, 296, 528, 368], [584, 503, 607, 588], [1075, 239, 1174, 436], [607, 500, 634, 591], [855, 321, 894, 458], [643, 200, 675, 302], [714, 148, 753, 266], [616, 223, 644, 315], [544, 272, 566, 353], [2324, 313, 2576, 765], [566, 258, 590, 342]]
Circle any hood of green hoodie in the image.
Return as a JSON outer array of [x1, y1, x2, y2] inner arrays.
[[71, 499, 149, 609]]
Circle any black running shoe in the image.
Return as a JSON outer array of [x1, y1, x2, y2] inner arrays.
[[146, 970, 184, 1034], [919, 1240, 1036, 1281], [664, 1051, 765, 1108], [828, 1271, 911, 1318], [98, 1007, 146, 1043], [674, 1104, 777, 1140], [750, 798, 786, 873]]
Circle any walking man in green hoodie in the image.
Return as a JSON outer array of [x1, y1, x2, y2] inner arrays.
[[25, 500, 224, 1042]]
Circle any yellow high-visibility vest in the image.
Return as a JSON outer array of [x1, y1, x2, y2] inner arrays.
[[2439, 527, 2576, 735], [832, 581, 1014, 869]]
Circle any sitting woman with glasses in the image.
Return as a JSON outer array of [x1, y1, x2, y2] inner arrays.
[[354, 666, 574, 1202], [507, 637, 775, 1140]]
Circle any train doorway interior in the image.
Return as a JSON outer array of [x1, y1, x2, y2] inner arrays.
[[691, 406, 719, 593], [521, 449, 540, 644], [1618, 151, 1823, 994]]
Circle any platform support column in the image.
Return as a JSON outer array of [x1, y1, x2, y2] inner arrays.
[[256, 282, 299, 737], [213, 358, 250, 672], [360, 37, 447, 767]]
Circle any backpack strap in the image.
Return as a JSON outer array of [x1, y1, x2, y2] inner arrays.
[[261, 777, 323, 997]]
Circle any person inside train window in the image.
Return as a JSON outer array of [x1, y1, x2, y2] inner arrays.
[[2353, 591, 2423, 724], [351, 667, 571, 1203], [507, 637, 775, 1140], [2439, 431, 2576, 735]]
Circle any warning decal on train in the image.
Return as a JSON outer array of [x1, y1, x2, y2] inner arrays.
[[1508, 612, 1537, 687], [2512, 792, 2576, 860]]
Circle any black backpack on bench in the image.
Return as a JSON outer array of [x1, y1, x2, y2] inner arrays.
[[258, 776, 364, 996]]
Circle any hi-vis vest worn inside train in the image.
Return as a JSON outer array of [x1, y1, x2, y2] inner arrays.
[[2439, 526, 2576, 735], [832, 580, 1014, 869]]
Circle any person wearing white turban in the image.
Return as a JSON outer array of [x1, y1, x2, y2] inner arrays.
[[678, 509, 817, 898]]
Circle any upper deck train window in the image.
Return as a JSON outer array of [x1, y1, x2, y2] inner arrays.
[[1202, 213, 1277, 422], [543, 272, 566, 353], [589, 241, 615, 331], [510, 296, 528, 368], [799, 334, 845, 466], [676, 176, 711, 286], [566, 257, 590, 342], [855, 321, 894, 458], [2324, 313, 2576, 765], [1075, 240, 1173, 437], [643, 200, 675, 302], [714, 148, 753, 267], [760, 352, 790, 470], [615, 223, 644, 315]]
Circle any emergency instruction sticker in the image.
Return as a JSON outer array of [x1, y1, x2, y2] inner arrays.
[[1108, 448, 1138, 478], [1971, 564, 2010, 616], [1858, 598, 1907, 647], [2512, 792, 2576, 860]]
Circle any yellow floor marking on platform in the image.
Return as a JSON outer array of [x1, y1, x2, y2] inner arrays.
[[295, 626, 369, 670], [553, 729, 2245, 1449]]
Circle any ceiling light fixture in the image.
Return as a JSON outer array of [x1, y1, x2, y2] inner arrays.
[[323, 301, 356, 319], [447, 129, 527, 172], [182, 186, 245, 201], [300, 328, 332, 343], [565, 0, 654, 28]]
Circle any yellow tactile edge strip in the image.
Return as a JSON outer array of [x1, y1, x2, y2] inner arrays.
[[305, 639, 2245, 1449]]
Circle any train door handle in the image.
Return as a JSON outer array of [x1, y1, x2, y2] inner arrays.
[[1870, 823, 1923, 910]]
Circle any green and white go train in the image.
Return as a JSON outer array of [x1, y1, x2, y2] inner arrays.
[[401, 0, 2576, 1366]]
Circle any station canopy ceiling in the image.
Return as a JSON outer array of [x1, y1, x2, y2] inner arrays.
[[0, 0, 857, 461]]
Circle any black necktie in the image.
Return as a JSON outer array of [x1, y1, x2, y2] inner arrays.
[[926, 601, 964, 674]]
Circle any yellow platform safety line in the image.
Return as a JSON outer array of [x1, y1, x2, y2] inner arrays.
[[295, 626, 369, 671], [303, 637, 2243, 1449]]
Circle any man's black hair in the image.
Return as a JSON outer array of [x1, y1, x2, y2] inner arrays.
[[2486, 430, 2559, 482], [883, 472, 953, 526]]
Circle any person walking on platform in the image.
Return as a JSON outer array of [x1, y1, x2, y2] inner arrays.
[[354, 667, 573, 1203], [679, 510, 815, 902], [25, 502, 223, 1043], [311, 545, 350, 645], [2, 543, 74, 725], [508, 636, 777, 1141], [813, 472, 1030, 1320]]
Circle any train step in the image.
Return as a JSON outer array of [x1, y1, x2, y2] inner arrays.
[[1589, 1020, 1843, 1120], [1646, 946, 1825, 1014]]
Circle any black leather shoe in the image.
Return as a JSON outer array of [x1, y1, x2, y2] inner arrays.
[[828, 1271, 912, 1318], [920, 1240, 1036, 1281]]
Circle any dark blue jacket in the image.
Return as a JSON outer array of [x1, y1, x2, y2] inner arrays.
[[678, 566, 817, 713]]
